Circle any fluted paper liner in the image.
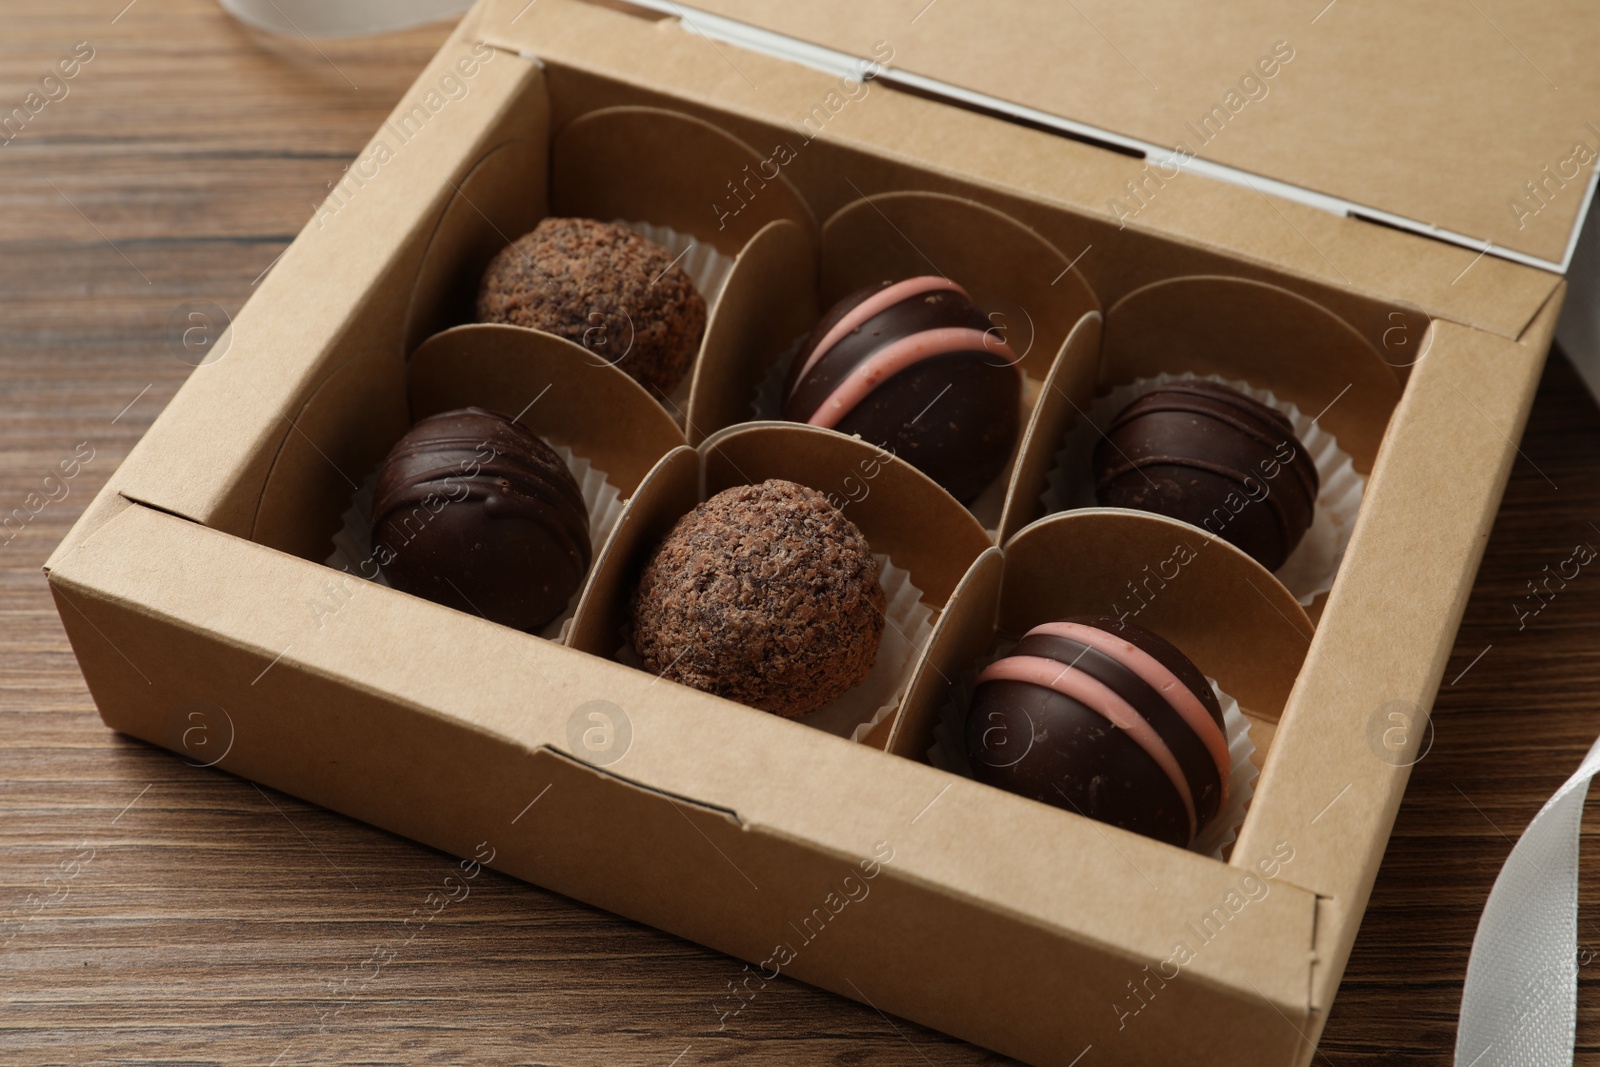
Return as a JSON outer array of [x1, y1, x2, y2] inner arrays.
[[1044, 372, 1365, 606], [614, 218, 734, 424], [926, 637, 1257, 860], [569, 422, 990, 741]]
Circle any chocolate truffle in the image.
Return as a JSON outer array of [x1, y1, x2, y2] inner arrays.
[[1093, 380, 1319, 571], [476, 217, 706, 400], [783, 276, 1022, 504], [965, 617, 1230, 849], [630, 479, 885, 718], [371, 407, 591, 632]]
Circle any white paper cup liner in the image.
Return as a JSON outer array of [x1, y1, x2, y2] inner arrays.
[[324, 442, 625, 644], [618, 553, 934, 743], [618, 219, 735, 429], [928, 639, 1257, 860], [1042, 372, 1365, 605]]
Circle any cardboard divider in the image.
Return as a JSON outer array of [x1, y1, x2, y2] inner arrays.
[[568, 423, 991, 723], [994, 310, 1103, 544], [407, 323, 686, 495], [891, 508, 1312, 769], [818, 190, 1100, 385], [550, 105, 816, 256], [682, 218, 818, 445], [403, 138, 549, 355], [250, 344, 410, 562], [1101, 275, 1402, 474], [1001, 509, 1312, 718], [884, 546, 1004, 760], [567, 445, 700, 656]]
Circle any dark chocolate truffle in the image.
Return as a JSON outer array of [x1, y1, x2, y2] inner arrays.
[[964, 616, 1230, 849], [783, 276, 1022, 504], [630, 479, 885, 718], [476, 217, 706, 401], [371, 407, 591, 632], [1093, 380, 1318, 571]]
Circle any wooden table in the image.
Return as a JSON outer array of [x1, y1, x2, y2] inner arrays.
[[3, 3, 1598, 1063]]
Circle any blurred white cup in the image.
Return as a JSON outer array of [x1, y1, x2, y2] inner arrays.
[[217, 0, 473, 37]]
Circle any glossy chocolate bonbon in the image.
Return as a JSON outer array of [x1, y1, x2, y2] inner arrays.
[[965, 616, 1230, 849], [1093, 380, 1318, 571], [371, 407, 591, 632], [784, 276, 1021, 503]]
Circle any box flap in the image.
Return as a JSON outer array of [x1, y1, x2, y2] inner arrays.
[[619, 0, 1600, 268], [471, 0, 1565, 345]]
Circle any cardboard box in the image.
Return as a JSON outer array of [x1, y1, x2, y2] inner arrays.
[[46, 1, 1571, 1063]]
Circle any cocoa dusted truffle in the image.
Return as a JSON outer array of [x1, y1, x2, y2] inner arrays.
[[783, 276, 1022, 504], [371, 407, 591, 632], [629, 479, 885, 718], [965, 617, 1230, 849], [1093, 380, 1319, 571], [476, 217, 706, 400]]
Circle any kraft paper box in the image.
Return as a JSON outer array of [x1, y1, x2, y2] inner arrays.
[[45, 1, 1573, 1064]]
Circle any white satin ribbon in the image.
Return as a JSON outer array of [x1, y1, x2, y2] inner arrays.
[[1456, 734, 1600, 1066], [217, 0, 472, 37]]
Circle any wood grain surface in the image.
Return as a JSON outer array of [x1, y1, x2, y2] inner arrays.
[[2, 2, 1599, 1064]]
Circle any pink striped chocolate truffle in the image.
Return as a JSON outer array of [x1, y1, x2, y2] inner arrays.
[[783, 276, 1022, 504], [964, 616, 1230, 849]]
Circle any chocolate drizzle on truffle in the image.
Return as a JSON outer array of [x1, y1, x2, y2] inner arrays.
[[372, 407, 591, 632], [629, 479, 885, 718], [965, 616, 1229, 849], [1093, 380, 1319, 571], [784, 277, 1022, 504]]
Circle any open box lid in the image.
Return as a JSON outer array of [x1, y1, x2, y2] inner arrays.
[[613, 0, 1600, 274]]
